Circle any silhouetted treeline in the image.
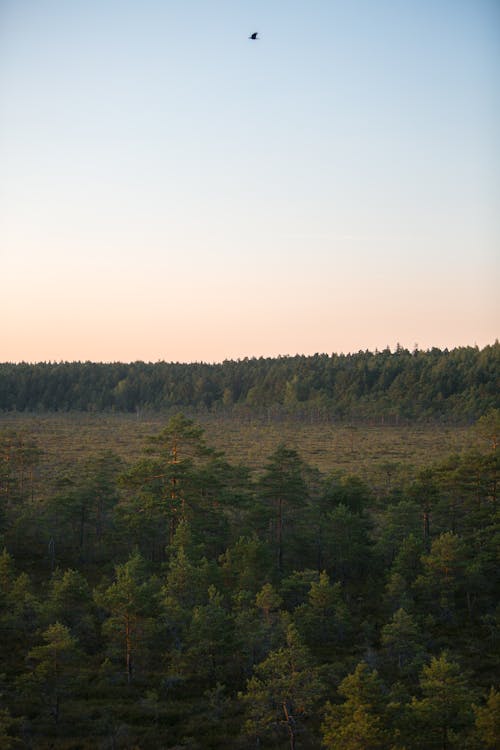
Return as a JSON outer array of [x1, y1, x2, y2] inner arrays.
[[1, 343, 498, 420]]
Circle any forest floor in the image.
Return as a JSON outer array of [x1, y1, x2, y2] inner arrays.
[[0, 411, 482, 493]]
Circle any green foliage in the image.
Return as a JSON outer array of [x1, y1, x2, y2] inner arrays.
[[43, 568, 97, 651], [474, 687, 500, 748], [219, 535, 272, 594], [118, 415, 232, 561], [294, 571, 352, 659], [0, 706, 21, 749], [321, 663, 390, 750], [20, 622, 81, 727], [240, 624, 324, 747], [163, 522, 206, 605], [257, 444, 309, 572], [408, 652, 475, 749], [474, 408, 500, 451], [375, 501, 422, 565], [321, 503, 373, 585], [415, 532, 468, 626], [0, 414, 497, 748], [1, 344, 498, 419], [94, 551, 161, 682], [322, 473, 372, 514], [47, 450, 122, 564], [0, 554, 40, 673], [381, 608, 425, 678], [176, 585, 237, 688]]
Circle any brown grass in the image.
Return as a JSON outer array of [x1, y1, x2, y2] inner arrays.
[[0, 411, 481, 494]]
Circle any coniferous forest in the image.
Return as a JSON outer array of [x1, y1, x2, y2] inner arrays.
[[0, 349, 499, 748], [1, 344, 498, 421]]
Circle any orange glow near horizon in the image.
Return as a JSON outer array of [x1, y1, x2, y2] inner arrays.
[[1, 1, 498, 363]]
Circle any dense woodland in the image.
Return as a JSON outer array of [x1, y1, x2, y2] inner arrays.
[[1, 343, 499, 421], [0, 406, 499, 748]]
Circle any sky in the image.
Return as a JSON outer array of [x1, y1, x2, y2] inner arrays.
[[1, 0, 499, 363]]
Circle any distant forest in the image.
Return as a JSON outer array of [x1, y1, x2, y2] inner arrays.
[[1, 344, 498, 421]]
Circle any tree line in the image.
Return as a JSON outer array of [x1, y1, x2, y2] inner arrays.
[[0, 342, 498, 420], [0, 413, 498, 748]]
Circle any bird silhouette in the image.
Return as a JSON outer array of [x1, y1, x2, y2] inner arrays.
[[248, 32, 259, 40]]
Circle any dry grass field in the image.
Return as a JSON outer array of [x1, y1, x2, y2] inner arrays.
[[0, 411, 482, 493]]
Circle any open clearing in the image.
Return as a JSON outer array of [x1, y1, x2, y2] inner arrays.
[[0, 412, 482, 491]]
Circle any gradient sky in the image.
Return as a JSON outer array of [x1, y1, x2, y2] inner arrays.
[[1, 0, 499, 363]]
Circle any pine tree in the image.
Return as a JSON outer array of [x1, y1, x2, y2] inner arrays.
[[381, 607, 425, 678], [258, 445, 308, 573], [408, 652, 474, 749], [294, 571, 351, 659], [473, 687, 500, 748], [94, 551, 160, 683], [21, 623, 80, 727], [321, 662, 390, 750], [241, 624, 323, 750]]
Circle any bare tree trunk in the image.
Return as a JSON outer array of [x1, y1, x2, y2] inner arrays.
[[277, 497, 283, 572], [79, 505, 86, 555], [125, 615, 133, 683], [282, 702, 296, 750], [423, 508, 430, 550]]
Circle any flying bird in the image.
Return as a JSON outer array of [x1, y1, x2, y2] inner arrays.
[[248, 32, 259, 40]]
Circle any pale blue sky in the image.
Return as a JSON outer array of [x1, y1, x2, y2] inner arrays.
[[1, 0, 499, 362]]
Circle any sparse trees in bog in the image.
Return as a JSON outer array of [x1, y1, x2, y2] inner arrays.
[[119, 414, 219, 560], [0, 412, 497, 748], [50, 450, 122, 563], [257, 444, 309, 573], [475, 408, 500, 451]]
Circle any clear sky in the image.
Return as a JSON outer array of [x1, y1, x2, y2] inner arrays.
[[1, 0, 499, 363]]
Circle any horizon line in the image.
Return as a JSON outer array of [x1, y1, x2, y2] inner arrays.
[[1, 341, 498, 367]]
